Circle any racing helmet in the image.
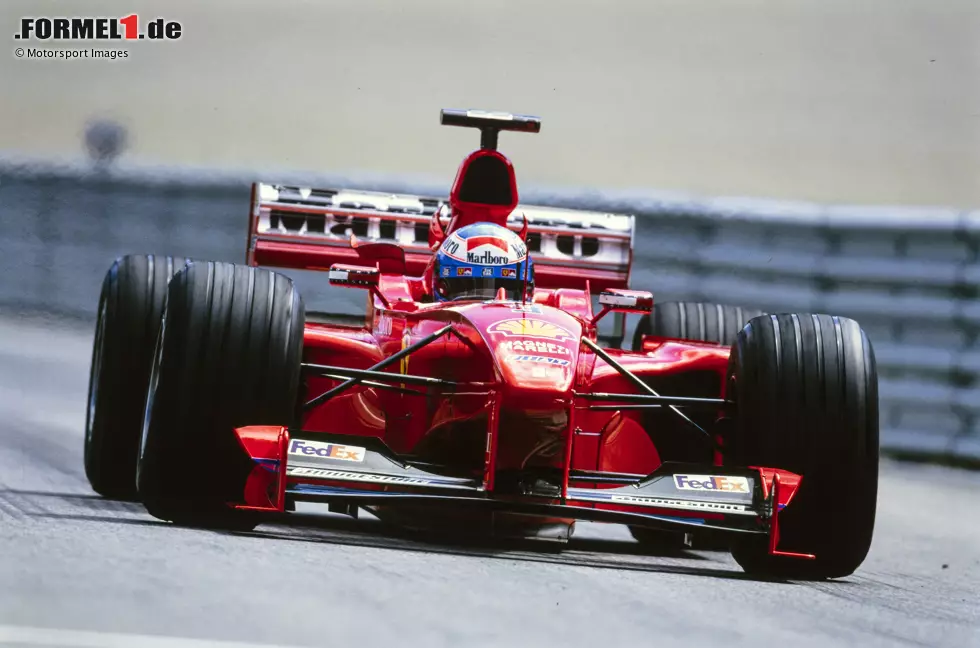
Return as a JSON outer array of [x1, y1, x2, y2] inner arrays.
[[432, 222, 533, 302]]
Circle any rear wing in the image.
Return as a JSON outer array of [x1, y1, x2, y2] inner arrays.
[[247, 183, 636, 290]]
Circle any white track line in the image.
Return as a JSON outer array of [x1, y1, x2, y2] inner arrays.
[[0, 625, 304, 648]]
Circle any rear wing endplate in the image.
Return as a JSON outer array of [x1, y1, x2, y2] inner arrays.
[[247, 183, 636, 291]]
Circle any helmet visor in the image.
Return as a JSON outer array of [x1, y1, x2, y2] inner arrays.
[[437, 277, 526, 302]]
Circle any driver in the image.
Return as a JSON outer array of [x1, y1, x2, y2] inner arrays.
[[432, 222, 534, 302]]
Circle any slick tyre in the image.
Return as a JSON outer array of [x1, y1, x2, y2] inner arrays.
[[726, 314, 879, 579], [84, 255, 189, 500], [632, 301, 765, 350], [136, 261, 305, 531]]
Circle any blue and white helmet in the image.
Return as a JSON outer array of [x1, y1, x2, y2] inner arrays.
[[433, 223, 533, 302]]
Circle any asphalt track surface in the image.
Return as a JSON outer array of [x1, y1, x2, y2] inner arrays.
[[0, 313, 977, 648], [2, 0, 979, 208]]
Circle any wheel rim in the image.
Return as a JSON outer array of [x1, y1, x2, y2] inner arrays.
[[136, 312, 166, 486], [84, 295, 108, 455]]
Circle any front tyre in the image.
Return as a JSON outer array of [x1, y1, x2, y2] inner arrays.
[[726, 313, 879, 579], [136, 261, 305, 530], [84, 255, 188, 499]]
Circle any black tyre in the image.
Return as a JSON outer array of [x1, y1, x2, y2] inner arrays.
[[726, 313, 878, 579], [136, 261, 305, 530], [632, 302, 766, 351], [84, 254, 189, 499]]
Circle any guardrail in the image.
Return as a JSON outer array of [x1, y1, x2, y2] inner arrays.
[[1, 159, 977, 461]]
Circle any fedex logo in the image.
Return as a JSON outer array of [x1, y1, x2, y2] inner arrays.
[[288, 439, 365, 462], [674, 474, 749, 493]]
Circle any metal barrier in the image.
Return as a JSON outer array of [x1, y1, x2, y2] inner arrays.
[[1, 160, 977, 460]]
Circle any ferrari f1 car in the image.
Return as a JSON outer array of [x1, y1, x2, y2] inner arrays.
[[84, 109, 879, 580]]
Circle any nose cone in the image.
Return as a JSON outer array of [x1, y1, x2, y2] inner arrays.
[[471, 306, 582, 396], [495, 327, 577, 392]]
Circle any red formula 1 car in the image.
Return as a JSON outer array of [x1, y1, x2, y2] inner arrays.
[[84, 110, 879, 579]]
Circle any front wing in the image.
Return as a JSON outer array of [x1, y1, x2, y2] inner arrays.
[[233, 426, 811, 558]]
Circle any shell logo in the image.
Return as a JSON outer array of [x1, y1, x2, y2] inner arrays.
[[489, 318, 574, 340]]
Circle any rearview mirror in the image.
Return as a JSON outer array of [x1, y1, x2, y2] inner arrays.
[[591, 289, 653, 328], [329, 264, 380, 288], [598, 289, 653, 313]]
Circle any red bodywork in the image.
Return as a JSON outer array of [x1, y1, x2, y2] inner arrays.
[[233, 117, 805, 552]]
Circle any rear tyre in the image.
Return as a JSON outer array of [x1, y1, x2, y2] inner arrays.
[[726, 314, 878, 579], [136, 261, 305, 531], [632, 301, 766, 351], [629, 301, 763, 550], [84, 255, 189, 499]]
